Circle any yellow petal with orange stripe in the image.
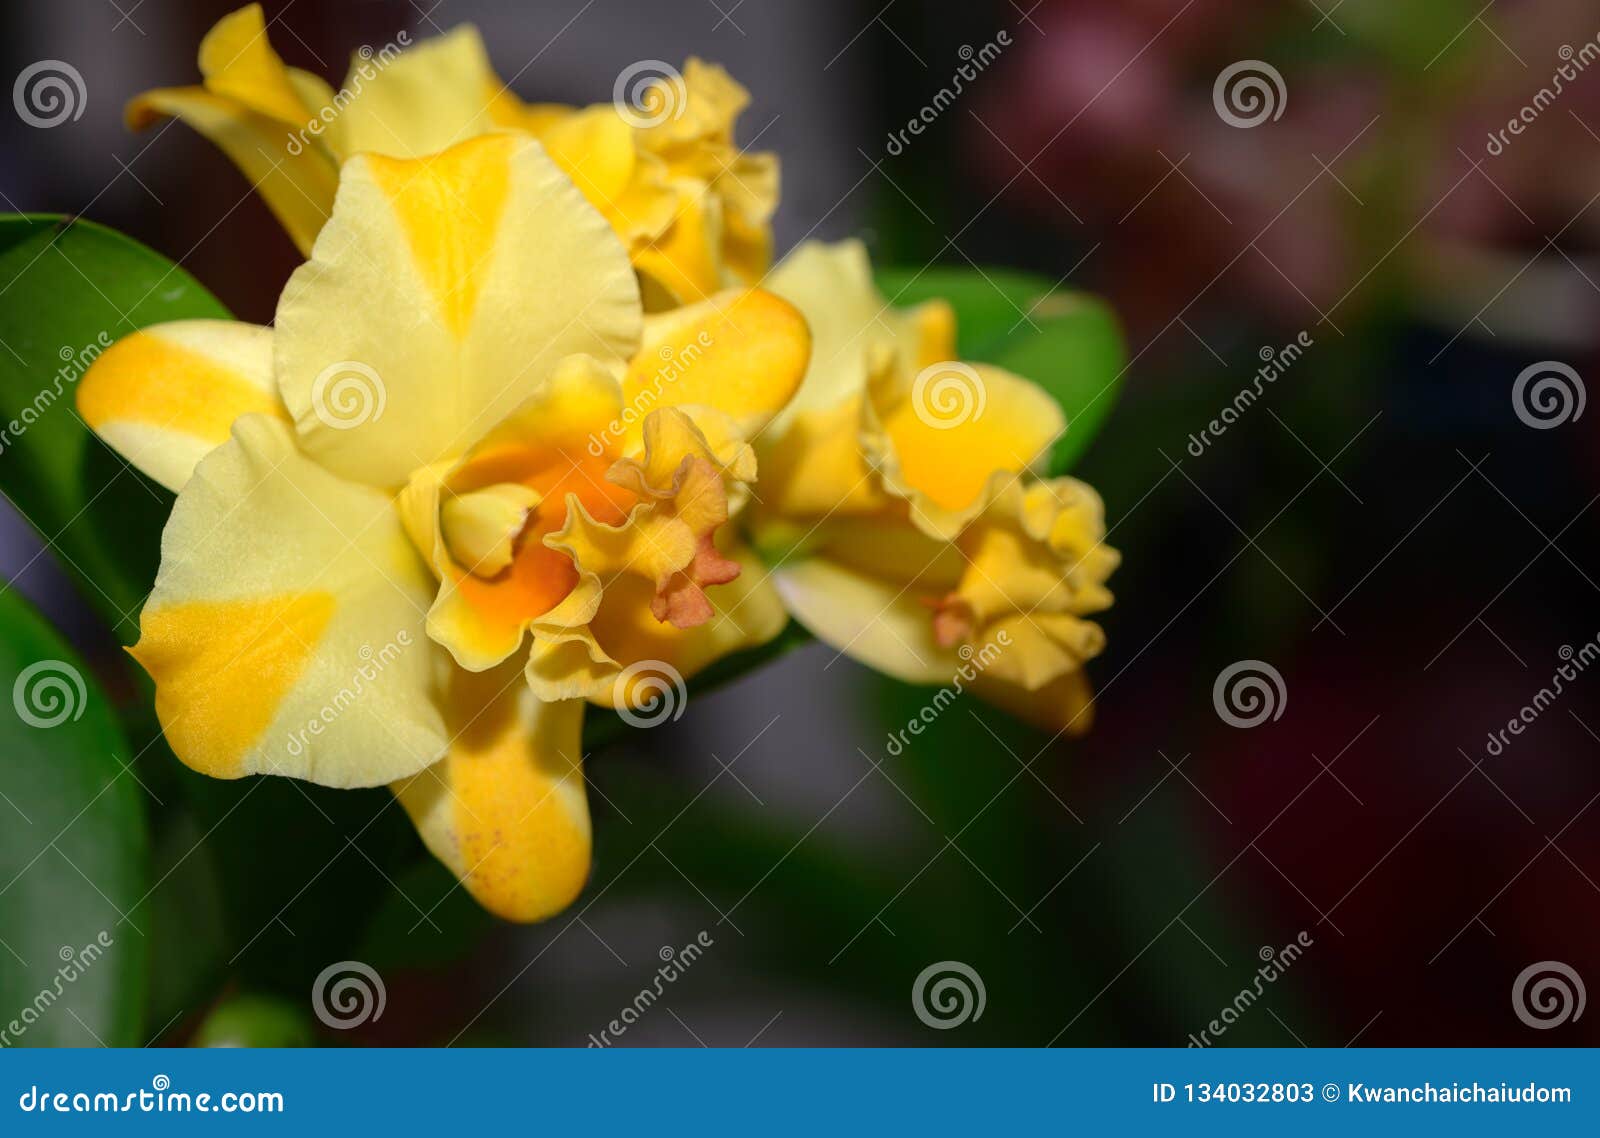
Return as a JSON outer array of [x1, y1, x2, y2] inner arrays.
[[274, 133, 642, 489], [76, 321, 287, 493], [130, 414, 448, 787], [394, 669, 591, 923]]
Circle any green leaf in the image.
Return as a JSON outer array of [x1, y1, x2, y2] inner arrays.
[[143, 804, 229, 1036], [875, 266, 1127, 473], [876, 266, 1056, 358], [0, 214, 231, 637], [0, 588, 148, 1046], [987, 293, 1126, 475]]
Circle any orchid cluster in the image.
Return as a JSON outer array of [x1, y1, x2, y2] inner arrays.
[[71, 6, 1120, 921]]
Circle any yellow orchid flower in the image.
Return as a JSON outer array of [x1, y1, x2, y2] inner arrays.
[[130, 4, 775, 306], [750, 240, 1119, 736], [75, 133, 810, 921]]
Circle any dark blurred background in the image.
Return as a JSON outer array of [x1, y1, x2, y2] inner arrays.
[[4, 0, 1600, 1046]]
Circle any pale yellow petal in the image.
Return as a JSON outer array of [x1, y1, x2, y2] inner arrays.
[[76, 321, 288, 492], [129, 415, 448, 787], [770, 556, 955, 686], [324, 25, 496, 159], [275, 132, 642, 488], [763, 239, 942, 433], [440, 483, 540, 576]]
